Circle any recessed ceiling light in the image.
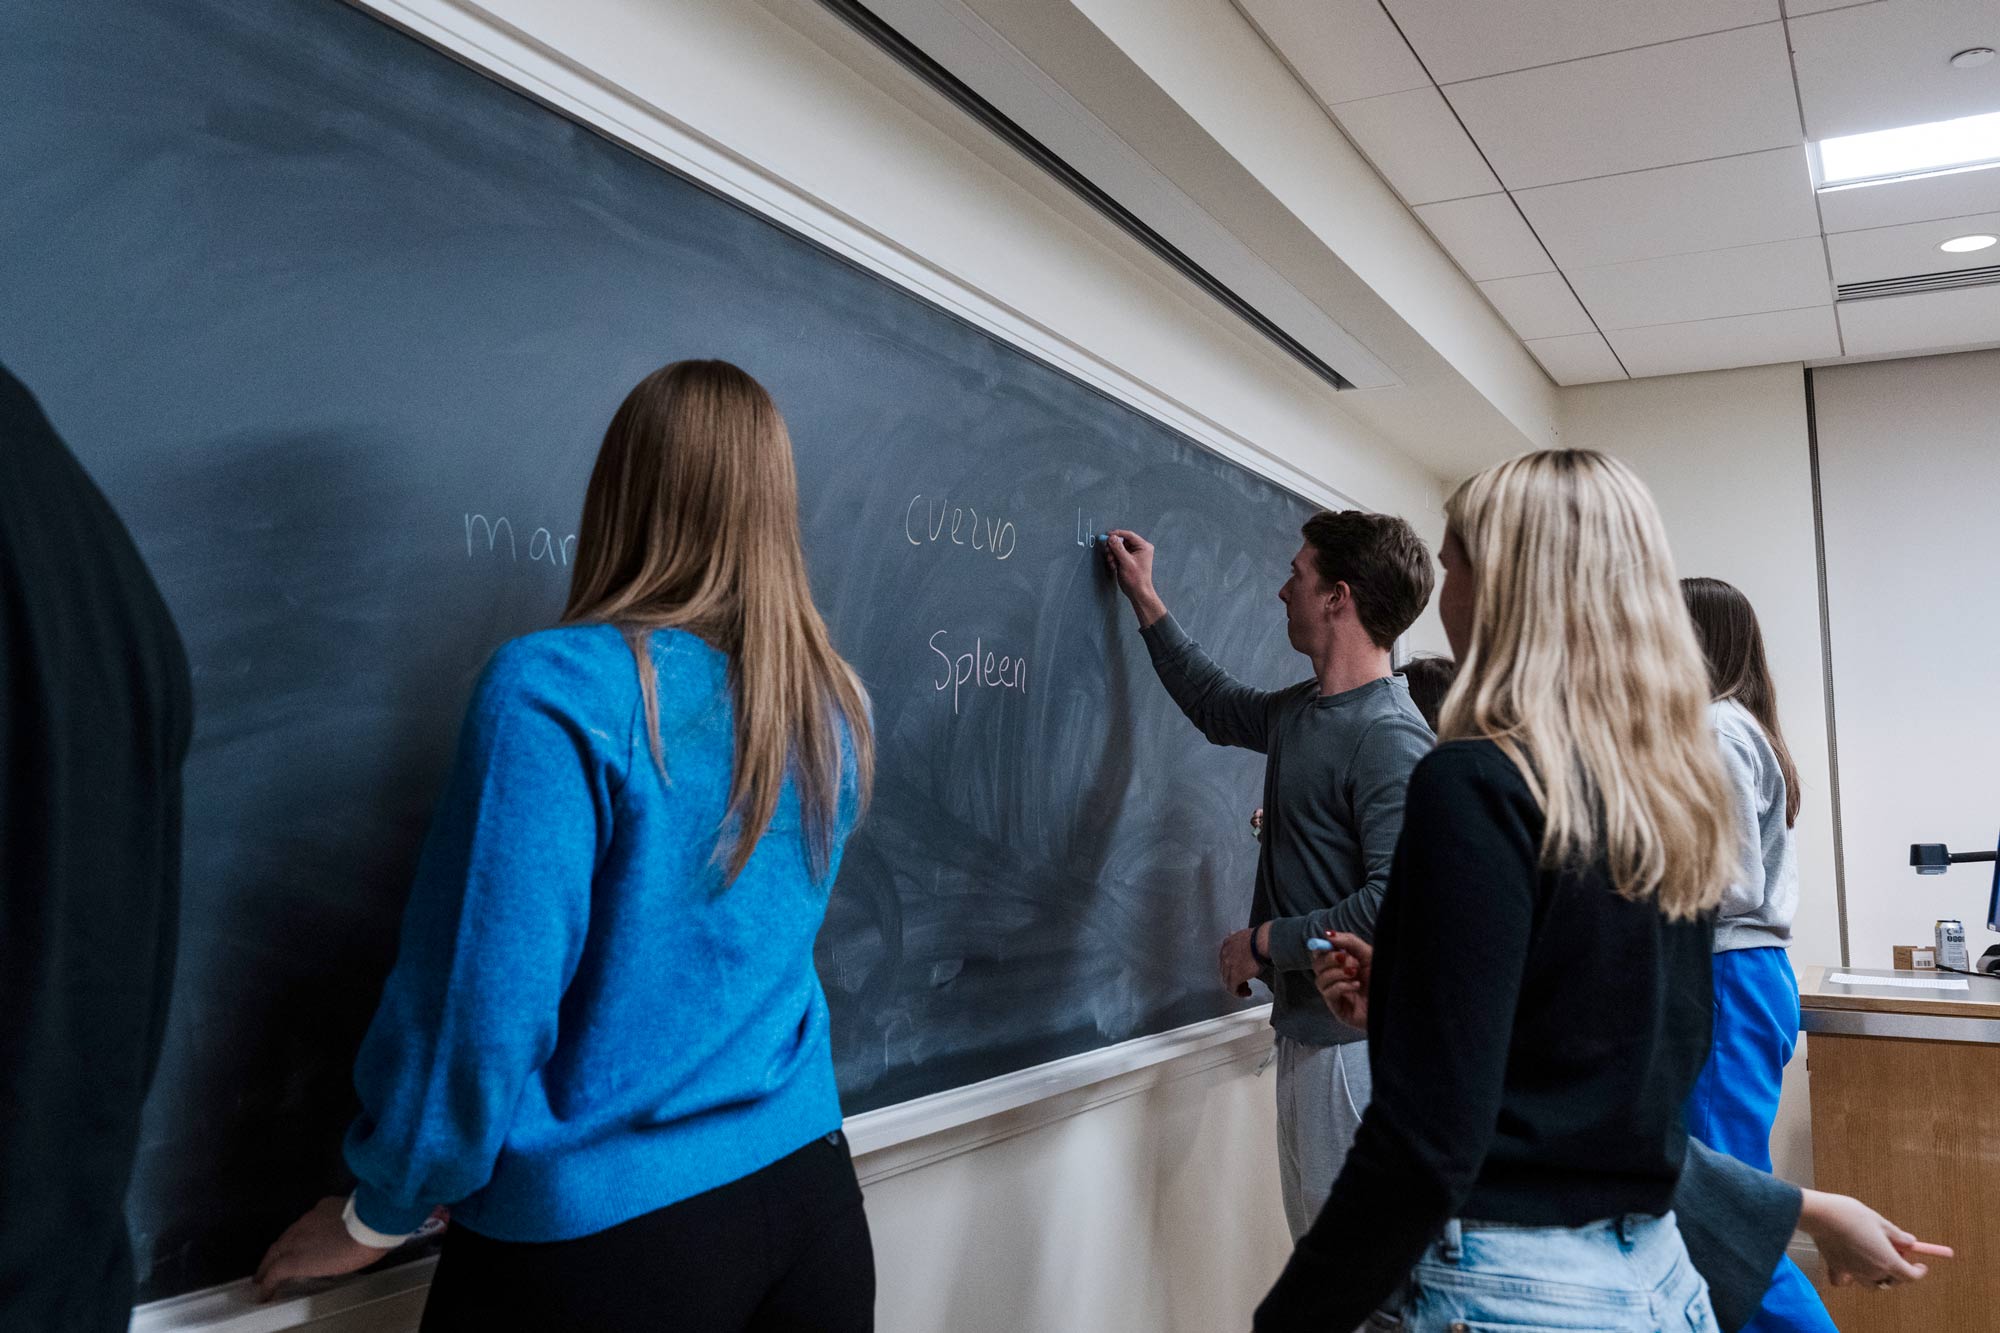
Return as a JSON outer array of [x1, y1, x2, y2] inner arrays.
[[1817, 109, 2000, 187], [1939, 233, 1998, 253], [1950, 47, 1996, 70]]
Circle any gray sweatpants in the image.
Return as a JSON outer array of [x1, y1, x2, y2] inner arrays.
[[1274, 1035, 1373, 1242]]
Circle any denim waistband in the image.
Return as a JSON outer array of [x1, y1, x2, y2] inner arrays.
[[1431, 1211, 1681, 1272]]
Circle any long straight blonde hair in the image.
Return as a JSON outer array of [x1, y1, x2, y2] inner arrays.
[[562, 360, 873, 886], [1437, 450, 1733, 920]]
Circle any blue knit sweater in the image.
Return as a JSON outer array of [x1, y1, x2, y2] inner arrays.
[[344, 625, 859, 1240]]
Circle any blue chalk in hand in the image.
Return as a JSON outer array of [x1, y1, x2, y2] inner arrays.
[[1305, 937, 1334, 954]]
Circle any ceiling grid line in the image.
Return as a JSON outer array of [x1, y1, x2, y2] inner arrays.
[[1431, 18, 1791, 88], [1780, 1, 1850, 354], [1371, 0, 1633, 380], [1241, 0, 2000, 381]]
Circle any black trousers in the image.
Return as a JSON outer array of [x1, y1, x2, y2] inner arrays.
[[419, 1132, 875, 1333]]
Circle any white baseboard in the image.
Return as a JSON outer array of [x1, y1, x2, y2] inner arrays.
[[130, 1010, 1274, 1331]]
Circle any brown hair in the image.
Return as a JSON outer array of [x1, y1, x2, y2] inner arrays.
[[563, 360, 873, 884], [1399, 655, 1458, 732], [1681, 576, 1801, 828], [1299, 510, 1435, 650]]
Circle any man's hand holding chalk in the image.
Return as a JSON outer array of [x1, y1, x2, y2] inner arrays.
[[1100, 529, 1167, 629]]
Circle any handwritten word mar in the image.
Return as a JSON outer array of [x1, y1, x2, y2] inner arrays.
[[929, 630, 1027, 715], [465, 514, 576, 568]]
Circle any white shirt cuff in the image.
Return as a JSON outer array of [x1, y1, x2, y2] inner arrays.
[[342, 1193, 415, 1249]]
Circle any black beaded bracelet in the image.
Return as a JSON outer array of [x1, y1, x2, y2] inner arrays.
[[1249, 926, 1270, 967]]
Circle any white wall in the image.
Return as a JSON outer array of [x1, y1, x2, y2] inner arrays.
[[382, 0, 1452, 517], [865, 1043, 1289, 1333], [1073, 0, 1562, 448], [1559, 364, 1836, 1186], [1811, 349, 2000, 966]]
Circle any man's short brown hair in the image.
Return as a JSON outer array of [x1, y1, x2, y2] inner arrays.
[[1299, 510, 1434, 649]]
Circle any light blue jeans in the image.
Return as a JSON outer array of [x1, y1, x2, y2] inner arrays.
[[1369, 1213, 1718, 1332]]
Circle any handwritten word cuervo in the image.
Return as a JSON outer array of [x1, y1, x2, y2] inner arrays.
[[906, 495, 1017, 560], [929, 630, 1027, 715]]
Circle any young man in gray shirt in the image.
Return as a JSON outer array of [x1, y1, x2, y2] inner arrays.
[[1102, 510, 1435, 1240]]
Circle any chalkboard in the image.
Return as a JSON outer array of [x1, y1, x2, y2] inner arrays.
[[0, 0, 1322, 1300]]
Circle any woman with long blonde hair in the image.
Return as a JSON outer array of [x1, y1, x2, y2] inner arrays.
[[1258, 450, 1734, 1332], [258, 361, 877, 1331]]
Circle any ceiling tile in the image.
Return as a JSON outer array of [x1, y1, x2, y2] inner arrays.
[[1525, 332, 1628, 384], [1838, 283, 2000, 356], [1478, 272, 1597, 339], [1236, 0, 1430, 106], [1413, 194, 1555, 280], [1790, 0, 2000, 142], [1331, 87, 1501, 205], [1381, 0, 1775, 84], [1568, 236, 1832, 329], [1826, 211, 2000, 283], [1606, 305, 1839, 375], [1819, 163, 2000, 231], [1515, 148, 1818, 268], [1442, 23, 1802, 188]]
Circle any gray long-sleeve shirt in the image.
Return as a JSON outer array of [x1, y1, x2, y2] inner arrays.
[[1140, 614, 1433, 1045], [1710, 697, 1798, 951]]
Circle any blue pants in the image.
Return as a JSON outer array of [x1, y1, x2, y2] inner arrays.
[[1686, 946, 1834, 1333]]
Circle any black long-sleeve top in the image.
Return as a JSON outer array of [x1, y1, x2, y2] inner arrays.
[[1256, 740, 1714, 1331], [0, 364, 191, 1330]]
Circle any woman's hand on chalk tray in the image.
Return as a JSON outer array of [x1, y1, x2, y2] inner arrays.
[[256, 1196, 392, 1301]]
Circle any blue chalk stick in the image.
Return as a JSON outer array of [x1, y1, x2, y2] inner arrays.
[[1305, 937, 1334, 953]]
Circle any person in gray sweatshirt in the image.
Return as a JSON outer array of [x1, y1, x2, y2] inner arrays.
[[1681, 575, 1828, 1333], [1101, 511, 1434, 1241]]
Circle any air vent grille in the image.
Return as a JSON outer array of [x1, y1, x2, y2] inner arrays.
[[1837, 264, 2000, 302]]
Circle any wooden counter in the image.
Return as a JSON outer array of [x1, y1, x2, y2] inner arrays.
[[1801, 965, 2000, 1332]]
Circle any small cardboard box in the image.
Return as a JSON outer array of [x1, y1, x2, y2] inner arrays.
[[1893, 945, 1937, 970]]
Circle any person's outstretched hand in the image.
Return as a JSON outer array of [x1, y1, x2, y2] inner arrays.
[[1311, 931, 1372, 1029], [1799, 1189, 1952, 1290], [255, 1197, 392, 1301], [1101, 530, 1166, 628]]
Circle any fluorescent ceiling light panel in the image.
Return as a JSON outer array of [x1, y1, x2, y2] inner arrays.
[[1818, 110, 2000, 187], [1939, 233, 1998, 252]]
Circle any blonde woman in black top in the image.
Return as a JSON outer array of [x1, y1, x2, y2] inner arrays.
[[1259, 450, 1737, 1332]]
